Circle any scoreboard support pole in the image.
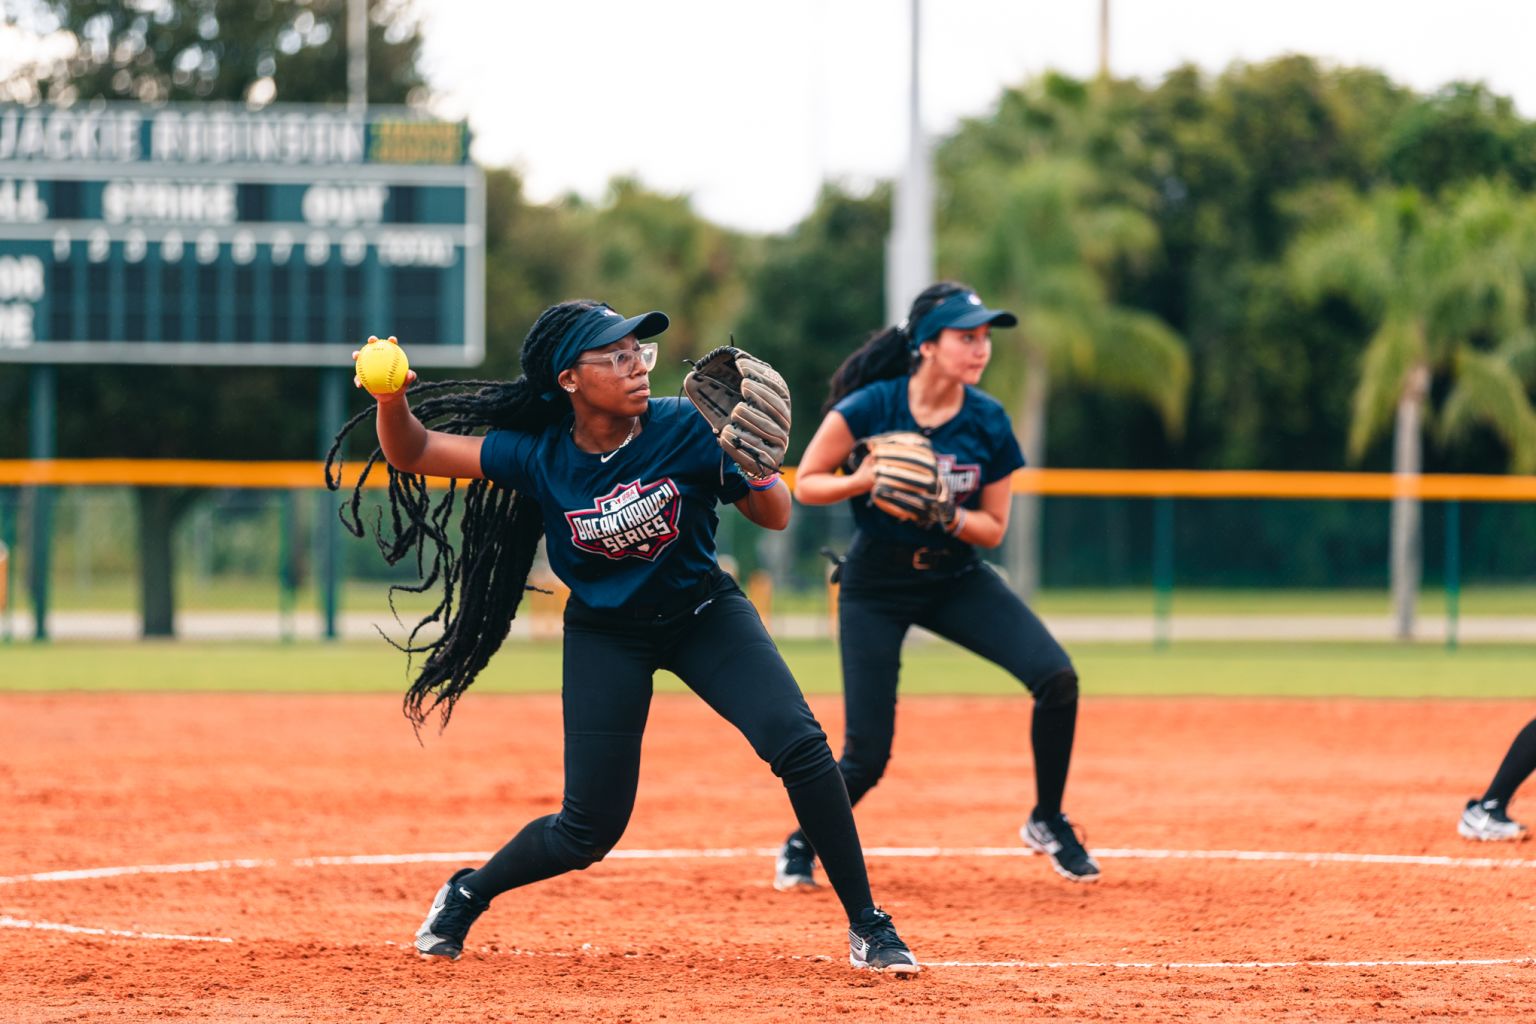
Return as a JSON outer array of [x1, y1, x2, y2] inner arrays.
[[279, 490, 297, 645], [28, 364, 56, 642], [316, 368, 345, 641], [1, 487, 15, 643], [1152, 496, 1175, 649], [1444, 499, 1461, 652]]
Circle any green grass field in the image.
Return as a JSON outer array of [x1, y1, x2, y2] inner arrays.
[[1031, 586, 1536, 616], [19, 574, 1536, 616], [3, 639, 1534, 699]]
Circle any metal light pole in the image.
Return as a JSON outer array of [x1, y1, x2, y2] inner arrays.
[[349, 0, 368, 113], [1098, 0, 1111, 80], [885, 0, 933, 325]]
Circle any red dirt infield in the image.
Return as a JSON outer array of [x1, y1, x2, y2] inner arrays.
[[5, 691, 1534, 1022]]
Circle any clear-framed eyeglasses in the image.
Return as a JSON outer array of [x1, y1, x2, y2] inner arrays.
[[576, 342, 658, 375]]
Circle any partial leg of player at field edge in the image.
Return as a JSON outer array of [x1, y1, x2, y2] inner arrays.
[[1459, 717, 1536, 841], [330, 300, 920, 975]]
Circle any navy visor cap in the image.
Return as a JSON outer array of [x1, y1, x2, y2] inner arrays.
[[912, 290, 1018, 347], [549, 305, 670, 378]]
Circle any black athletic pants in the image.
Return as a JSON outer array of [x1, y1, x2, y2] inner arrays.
[[797, 536, 1077, 844], [464, 570, 875, 921], [1482, 717, 1536, 807]]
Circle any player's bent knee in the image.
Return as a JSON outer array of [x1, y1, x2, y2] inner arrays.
[[552, 838, 618, 871], [561, 845, 612, 871], [841, 738, 893, 788], [1031, 667, 1080, 709], [547, 818, 628, 871], [842, 759, 888, 793], [771, 732, 837, 787]]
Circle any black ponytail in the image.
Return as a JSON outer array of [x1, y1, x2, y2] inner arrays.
[[821, 281, 973, 414], [324, 299, 606, 729]]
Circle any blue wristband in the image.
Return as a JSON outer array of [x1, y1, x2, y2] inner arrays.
[[746, 472, 781, 491]]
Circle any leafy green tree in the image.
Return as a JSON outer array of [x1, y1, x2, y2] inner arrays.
[[944, 155, 1189, 596], [474, 168, 587, 381], [572, 177, 749, 392], [1289, 183, 1536, 637], [1130, 58, 1411, 471], [470, 173, 750, 395], [934, 62, 1403, 592], [1384, 83, 1536, 195], [730, 185, 886, 582], [734, 184, 889, 454], [2, 0, 424, 105]]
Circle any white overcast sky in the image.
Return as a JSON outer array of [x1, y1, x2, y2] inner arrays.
[[415, 0, 1536, 233]]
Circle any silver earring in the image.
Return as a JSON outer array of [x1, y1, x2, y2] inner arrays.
[[563, 385, 576, 393]]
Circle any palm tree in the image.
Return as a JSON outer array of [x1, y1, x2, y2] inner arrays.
[[1289, 183, 1536, 639], [948, 157, 1190, 598]]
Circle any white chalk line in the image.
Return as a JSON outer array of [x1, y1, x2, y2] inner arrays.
[[925, 958, 1536, 969], [6, 844, 1536, 888], [376, 940, 1536, 970], [5, 845, 1535, 967], [0, 914, 230, 944]]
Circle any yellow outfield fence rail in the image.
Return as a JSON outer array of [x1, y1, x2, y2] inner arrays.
[[1011, 468, 1536, 501], [0, 459, 1532, 648], [0, 459, 411, 489], [1, 460, 1535, 501]]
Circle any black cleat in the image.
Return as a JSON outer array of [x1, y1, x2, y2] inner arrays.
[[774, 833, 818, 892], [1022, 810, 1101, 882], [414, 868, 490, 960], [848, 907, 920, 976]]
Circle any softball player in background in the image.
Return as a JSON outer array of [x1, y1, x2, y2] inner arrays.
[[1460, 717, 1536, 840], [773, 281, 1099, 890], [333, 299, 919, 974]]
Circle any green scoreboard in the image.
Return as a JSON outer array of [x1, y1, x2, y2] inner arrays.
[[0, 103, 484, 366]]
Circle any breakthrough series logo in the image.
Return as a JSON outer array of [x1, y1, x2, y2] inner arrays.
[[564, 478, 682, 561], [937, 453, 982, 505]]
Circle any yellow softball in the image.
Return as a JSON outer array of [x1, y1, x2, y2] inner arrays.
[[355, 336, 410, 394]]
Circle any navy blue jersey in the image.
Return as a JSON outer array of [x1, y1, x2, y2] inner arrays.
[[833, 377, 1024, 546], [480, 397, 751, 611]]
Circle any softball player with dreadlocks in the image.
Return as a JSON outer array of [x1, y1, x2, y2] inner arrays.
[[329, 300, 919, 975], [772, 281, 1099, 891]]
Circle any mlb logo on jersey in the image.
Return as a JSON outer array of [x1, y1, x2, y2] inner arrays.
[[936, 453, 981, 505], [566, 478, 683, 561], [599, 483, 642, 515]]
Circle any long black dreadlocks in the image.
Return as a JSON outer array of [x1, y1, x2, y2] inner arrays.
[[324, 299, 606, 729], [821, 281, 972, 414]]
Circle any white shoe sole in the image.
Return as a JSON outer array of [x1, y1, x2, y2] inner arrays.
[[849, 955, 921, 976], [1458, 820, 1528, 842]]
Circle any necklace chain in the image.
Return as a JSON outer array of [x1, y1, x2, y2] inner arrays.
[[576, 417, 638, 463]]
